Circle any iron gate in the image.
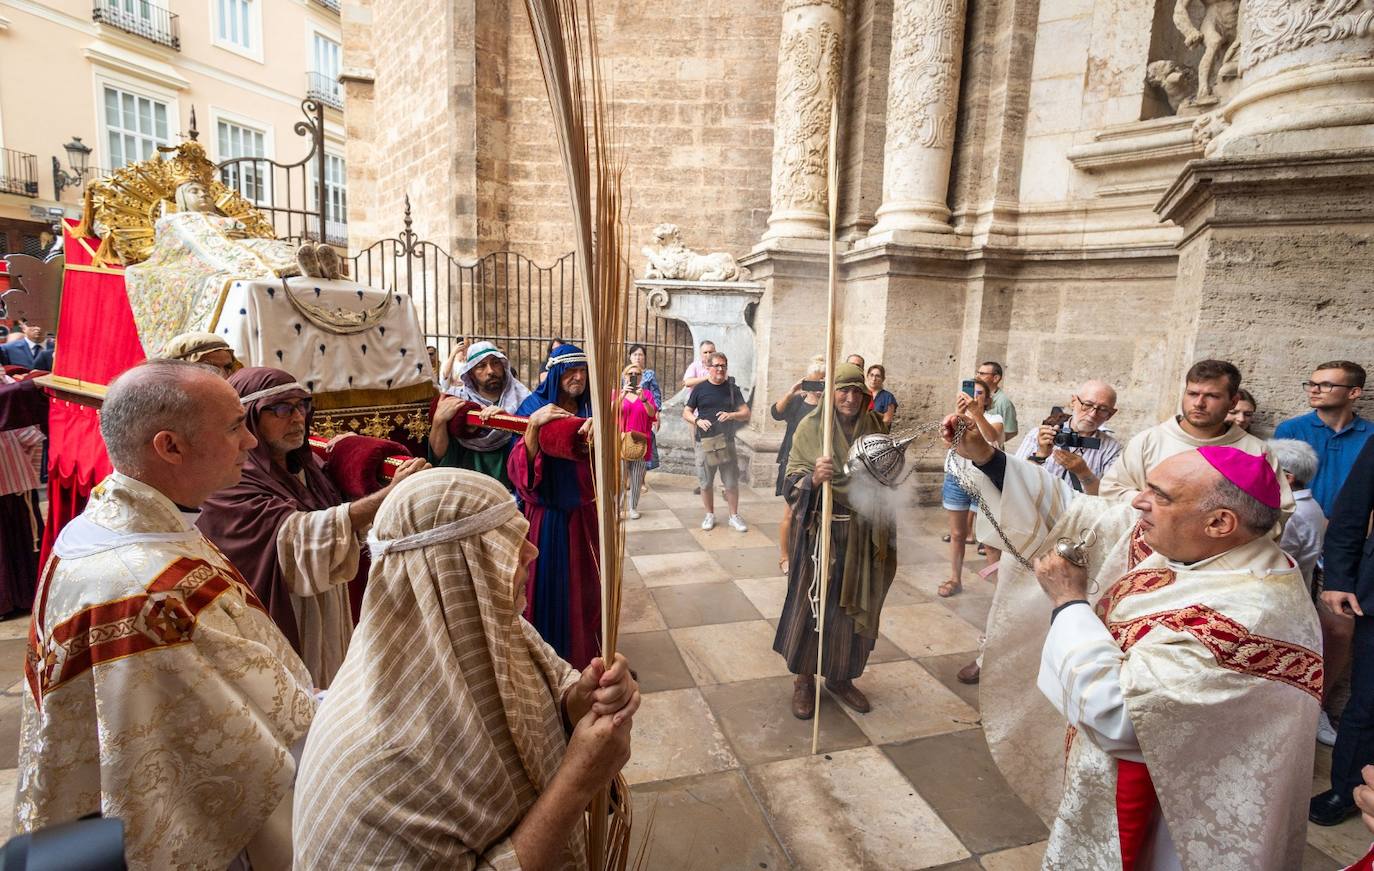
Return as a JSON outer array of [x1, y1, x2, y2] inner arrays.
[[209, 99, 695, 388], [349, 200, 694, 389]]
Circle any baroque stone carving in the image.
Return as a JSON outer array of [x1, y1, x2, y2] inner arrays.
[[641, 224, 751, 282], [1173, 0, 1241, 103], [770, 20, 844, 217], [1243, 0, 1374, 68], [886, 0, 965, 151], [1191, 109, 1231, 149], [1146, 60, 1197, 113]]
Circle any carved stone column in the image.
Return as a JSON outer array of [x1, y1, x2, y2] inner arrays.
[[1201, 0, 1374, 156], [763, 0, 846, 240], [868, 0, 966, 236]]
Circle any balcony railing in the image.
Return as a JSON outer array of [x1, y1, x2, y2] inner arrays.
[[92, 0, 180, 51], [306, 71, 343, 111], [311, 0, 341, 12], [0, 149, 39, 198]]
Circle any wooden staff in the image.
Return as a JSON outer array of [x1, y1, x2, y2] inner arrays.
[[812, 97, 841, 756]]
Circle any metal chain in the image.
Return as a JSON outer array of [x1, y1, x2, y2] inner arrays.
[[942, 418, 1038, 572]]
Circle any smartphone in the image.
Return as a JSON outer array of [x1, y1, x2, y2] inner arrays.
[[801, 379, 824, 392], [628, 371, 641, 388], [961, 379, 976, 398]]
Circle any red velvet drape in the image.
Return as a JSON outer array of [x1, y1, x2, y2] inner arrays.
[[38, 222, 146, 564]]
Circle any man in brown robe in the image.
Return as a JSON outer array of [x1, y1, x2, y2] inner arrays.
[[198, 366, 426, 687]]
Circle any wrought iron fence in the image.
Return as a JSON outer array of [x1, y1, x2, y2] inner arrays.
[[207, 99, 692, 389], [214, 99, 341, 246], [0, 149, 38, 198], [92, 0, 180, 50], [349, 201, 695, 387]]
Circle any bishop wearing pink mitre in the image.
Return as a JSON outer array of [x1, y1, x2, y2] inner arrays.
[[946, 420, 1321, 871]]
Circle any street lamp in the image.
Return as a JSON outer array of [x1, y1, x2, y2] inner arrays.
[[51, 136, 93, 201]]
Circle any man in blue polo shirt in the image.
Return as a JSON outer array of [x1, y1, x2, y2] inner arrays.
[[1276, 360, 1369, 516]]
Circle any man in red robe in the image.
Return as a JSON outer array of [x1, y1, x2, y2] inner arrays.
[[510, 343, 599, 668]]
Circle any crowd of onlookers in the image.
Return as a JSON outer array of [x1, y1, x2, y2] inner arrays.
[[761, 350, 1374, 827]]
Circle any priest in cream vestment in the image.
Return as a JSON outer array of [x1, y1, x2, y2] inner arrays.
[[945, 412, 1321, 871], [14, 361, 316, 870]]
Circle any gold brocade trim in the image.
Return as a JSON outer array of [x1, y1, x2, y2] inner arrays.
[[63, 263, 126, 276], [312, 401, 432, 441], [313, 382, 436, 411]]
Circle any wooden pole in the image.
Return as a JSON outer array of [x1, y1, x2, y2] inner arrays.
[[811, 97, 840, 756]]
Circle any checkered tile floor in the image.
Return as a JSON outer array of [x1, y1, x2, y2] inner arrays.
[[0, 477, 1359, 868]]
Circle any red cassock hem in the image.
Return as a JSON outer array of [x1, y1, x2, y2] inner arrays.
[[1116, 759, 1159, 871]]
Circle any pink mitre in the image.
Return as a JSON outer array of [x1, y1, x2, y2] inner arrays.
[[1196, 445, 1281, 509]]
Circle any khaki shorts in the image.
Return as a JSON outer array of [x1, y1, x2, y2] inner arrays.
[[694, 440, 739, 491]]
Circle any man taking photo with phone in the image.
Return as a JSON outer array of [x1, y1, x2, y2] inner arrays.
[[1013, 380, 1123, 495]]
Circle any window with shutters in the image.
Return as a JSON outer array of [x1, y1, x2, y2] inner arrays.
[[103, 86, 171, 170]]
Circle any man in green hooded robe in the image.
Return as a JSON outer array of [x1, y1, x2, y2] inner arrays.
[[773, 362, 897, 719]]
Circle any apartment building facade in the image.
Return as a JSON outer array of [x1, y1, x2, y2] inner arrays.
[[0, 0, 347, 261]]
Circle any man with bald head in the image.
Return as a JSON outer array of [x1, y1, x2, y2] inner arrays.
[[946, 409, 1320, 870], [15, 360, 317, 870], [1013, 380, 1122, 495]]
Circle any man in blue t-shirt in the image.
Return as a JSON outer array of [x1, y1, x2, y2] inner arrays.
[[1275, 360, 1369, 516]]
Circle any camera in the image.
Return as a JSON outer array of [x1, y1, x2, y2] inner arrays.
[[1054, 430, 1101, 450], [800, 379, 824, 392]]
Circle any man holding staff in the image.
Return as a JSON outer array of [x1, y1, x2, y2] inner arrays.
[[772, 362, 897, 719]]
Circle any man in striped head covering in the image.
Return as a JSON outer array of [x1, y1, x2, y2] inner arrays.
[[294, 468, 639, 869]]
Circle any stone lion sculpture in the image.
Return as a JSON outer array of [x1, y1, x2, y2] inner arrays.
[[642, 224, 750, 282]]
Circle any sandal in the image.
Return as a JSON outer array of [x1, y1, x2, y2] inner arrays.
[[941, 534, 976, 544], [978, 563, 1000, 581], [938, 578, 962, 598], [778, 558, 789, 576]]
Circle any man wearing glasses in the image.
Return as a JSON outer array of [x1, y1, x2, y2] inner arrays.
[[1275, 361, 1369, 516], [198, 367, 428, 689], [1012, 380, 1122, 495]]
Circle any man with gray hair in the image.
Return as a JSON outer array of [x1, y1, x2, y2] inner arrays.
[[1269, 438, 1325, 585], [14, 360, 317, 870], [1014, 380, 1123, 495]]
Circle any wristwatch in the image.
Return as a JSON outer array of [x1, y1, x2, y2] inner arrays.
[[1028, 454, 1047, 465]]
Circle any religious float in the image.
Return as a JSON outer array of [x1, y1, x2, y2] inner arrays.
[[4, 132, 440, 557]]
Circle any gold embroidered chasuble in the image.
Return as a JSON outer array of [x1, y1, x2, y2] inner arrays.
[[14, 473, 316, 870], [123, 211, 300, 356], [958, 455, 1321, 870]]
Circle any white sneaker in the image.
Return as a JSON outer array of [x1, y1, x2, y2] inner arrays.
[[701, 514, 716, 530], [1318, 711, 1338, 746], [628, 509, 641, 520], [728, 514, 748, 532]]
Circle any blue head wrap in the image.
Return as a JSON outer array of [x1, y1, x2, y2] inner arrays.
[[517, 342, 592, 417]]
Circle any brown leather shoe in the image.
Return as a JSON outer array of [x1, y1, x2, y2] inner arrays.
[[792, 675, 815, 720], [957, 661, 981, 684], [826, 679, 871, 713]]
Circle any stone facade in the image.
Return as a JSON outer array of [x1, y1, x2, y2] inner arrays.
[[346, 0, 1374, 491]]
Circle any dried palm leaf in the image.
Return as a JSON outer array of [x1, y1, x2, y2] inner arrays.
[[522, 1, 633, 868]]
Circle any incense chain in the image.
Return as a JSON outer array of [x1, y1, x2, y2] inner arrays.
[[943, 417, 1037, 572], [804, 417, 1037, 636]]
